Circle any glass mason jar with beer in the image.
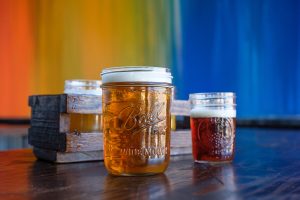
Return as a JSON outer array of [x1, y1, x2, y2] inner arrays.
[[189, 93, 236, 163], [64, 80, 102, 133], [101, 66, 173, 176]]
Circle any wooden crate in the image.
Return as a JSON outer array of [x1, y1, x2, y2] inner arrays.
[[28, 94, 191, 163]]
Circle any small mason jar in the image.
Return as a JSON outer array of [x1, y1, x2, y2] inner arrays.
[[64, 80, 102, 133], [101, 66, 173, 176], [189, 92, 236, 163]]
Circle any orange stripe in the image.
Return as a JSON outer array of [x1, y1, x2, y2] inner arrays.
[[0, 0, 33, 117]]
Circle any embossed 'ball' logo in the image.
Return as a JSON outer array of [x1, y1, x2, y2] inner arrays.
[[197, 118, 234, 152]]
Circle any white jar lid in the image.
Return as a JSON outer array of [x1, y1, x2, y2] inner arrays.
[[101, 66, 173, 84]]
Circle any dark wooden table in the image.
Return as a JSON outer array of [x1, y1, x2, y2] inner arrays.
[[1, 128, 300, 200]]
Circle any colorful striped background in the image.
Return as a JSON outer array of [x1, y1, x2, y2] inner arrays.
[[0, 0, 175, 118], [2, 0, 300, 118]]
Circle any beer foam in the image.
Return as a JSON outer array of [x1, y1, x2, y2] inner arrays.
[[101, 66, 172, 84], [190, 108, 236, 118]]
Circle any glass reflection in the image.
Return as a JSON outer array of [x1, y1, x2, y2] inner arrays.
[[192, 163, 239, 199], [103, 174, 170, 199], [29, 160, 105, 200]]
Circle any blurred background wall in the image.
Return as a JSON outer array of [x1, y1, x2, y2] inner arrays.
[[173, 0, 300, 118], [0, 0, 299, 118], [0, 0, 176, 117]]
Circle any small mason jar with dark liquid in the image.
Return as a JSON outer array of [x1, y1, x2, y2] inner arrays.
[[101, 67, 173, 176], [64, 80, 102, 133], [189, 93, 236, 163]]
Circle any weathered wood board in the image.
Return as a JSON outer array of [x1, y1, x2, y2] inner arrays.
[[29, 129, 191, 152], [29, 94, 67, 113], [32, 130, 191, 163], [29, 95, 190, 115], [171, 100, 190, 116], [33, 147, 103, 163], [33, 146, 191, 163], [170, 130, 192, 148], [65, 132, 103, 152], [28, 128, 103, 153], [66, 94, 102, 114]]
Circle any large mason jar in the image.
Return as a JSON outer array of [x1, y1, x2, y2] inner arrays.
[[101, 66, 173, 176]]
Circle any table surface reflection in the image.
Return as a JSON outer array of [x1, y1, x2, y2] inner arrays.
[[1, 128, 300, 200]]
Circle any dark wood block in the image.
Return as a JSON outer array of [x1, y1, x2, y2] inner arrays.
[[28, 127, 66, 151], [29, 94, 67, 113], [30, 113, 68, 132], [33, 147, 103, 163], [30, 113, 60, 129]]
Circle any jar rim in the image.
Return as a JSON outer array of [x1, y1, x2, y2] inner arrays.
[[101, 66, 171, 75], [189, 92, 236, 100]]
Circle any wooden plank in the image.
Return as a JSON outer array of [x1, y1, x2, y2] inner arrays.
[[29, 130, 191, 162], [67, 94, 102, 114], [171, 147, 192, 155], [65, 132, 103, 152], [33, 147, 103, 163], [64, 131, 189, 152], [29, 128, 190, 153], [33, 146, 187, 163], [29, 95, 189, 115], [171, 130, 191, 148], [171, 100, 190, 116], [59, 113, 70, 132]]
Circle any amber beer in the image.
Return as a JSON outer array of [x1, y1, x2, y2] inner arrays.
[[189, 93, 236, 163], [69, 113, 102, 133], [101, 67, 173, 176]]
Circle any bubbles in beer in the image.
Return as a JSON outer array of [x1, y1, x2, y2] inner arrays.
[[190, 108, 236, 162], [102, 85, 172, 175]]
